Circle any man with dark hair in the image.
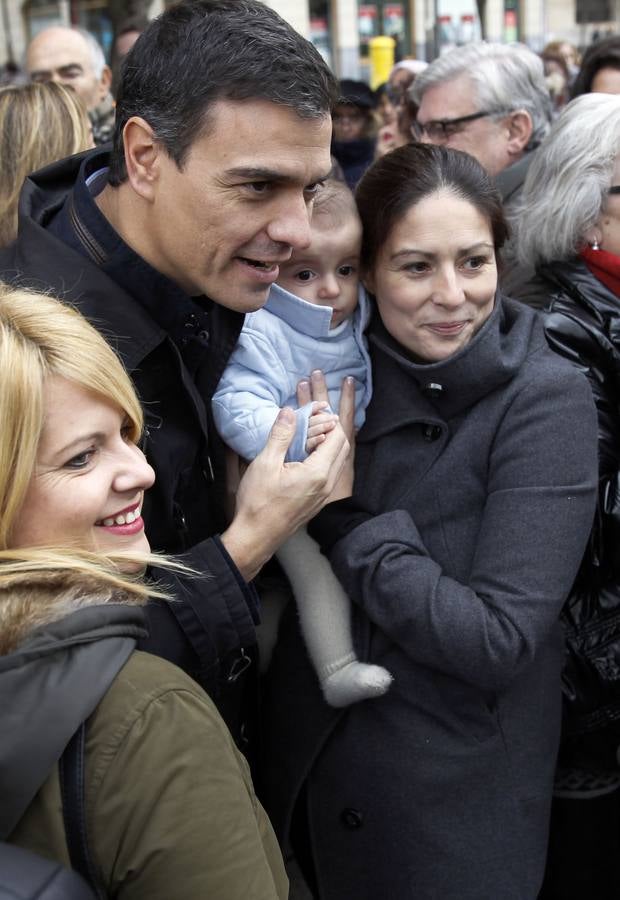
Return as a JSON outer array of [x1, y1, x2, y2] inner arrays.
[[1, 0, 348, 748]]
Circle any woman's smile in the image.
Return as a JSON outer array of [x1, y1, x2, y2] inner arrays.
[[95, 499, 144, 532], [367, 189, 497, 363], [424, 319, 471, 335]]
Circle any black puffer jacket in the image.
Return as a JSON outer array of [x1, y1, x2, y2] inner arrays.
[[523, 258, 620, 742]]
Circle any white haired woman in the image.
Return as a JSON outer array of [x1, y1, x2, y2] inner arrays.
[[514, 92, 620, 900], [0, 285, 287, 899]]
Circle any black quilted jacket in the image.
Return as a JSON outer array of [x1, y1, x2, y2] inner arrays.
[[529, 258, 620, 742]]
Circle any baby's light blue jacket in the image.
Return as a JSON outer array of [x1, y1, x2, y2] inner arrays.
[[212, 282, 372, 462]]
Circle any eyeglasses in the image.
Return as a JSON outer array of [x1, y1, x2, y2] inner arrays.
[[609, 186, 620, 194], [411, 110, 507, 142]]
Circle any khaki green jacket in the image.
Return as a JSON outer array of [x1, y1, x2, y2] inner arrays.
[[10, 650, 288, 899]]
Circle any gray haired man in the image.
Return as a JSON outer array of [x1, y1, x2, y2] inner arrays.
[[412, 42, 552, 209], [26, 26, 114, 144]]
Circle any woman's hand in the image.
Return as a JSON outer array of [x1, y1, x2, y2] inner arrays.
[[297, 370, 356, 502]]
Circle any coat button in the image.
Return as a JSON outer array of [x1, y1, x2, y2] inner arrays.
[[423, 381, 444, 397], [423, 424, 442, 441], [341, 808, 363, 829]]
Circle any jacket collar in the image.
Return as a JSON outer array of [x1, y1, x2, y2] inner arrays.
[[540, 256, 620, 313], [265, 283, 371, 338], [361, 294, 542, 441], [266, 283, 334, 336], [11, 151, 165, 371], [494, 150, 534, 205]]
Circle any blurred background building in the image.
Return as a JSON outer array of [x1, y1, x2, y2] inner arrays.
[[1, 0, 619, 78]]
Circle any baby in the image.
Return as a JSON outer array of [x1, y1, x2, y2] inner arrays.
[[213, 178, 392, 707]]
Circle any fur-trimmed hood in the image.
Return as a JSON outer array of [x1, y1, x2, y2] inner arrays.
[[0, 569, 145, 655], [0, 572, 148, 838]]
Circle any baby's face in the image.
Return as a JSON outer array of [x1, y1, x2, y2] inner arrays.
[[277, 215, 362, 328]]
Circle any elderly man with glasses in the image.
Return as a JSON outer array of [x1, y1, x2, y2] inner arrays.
[[411, 42, 552, 299], [411, 42, 552, 211]]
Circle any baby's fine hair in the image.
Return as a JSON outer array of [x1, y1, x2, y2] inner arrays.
[[312, 173, 360, 232]]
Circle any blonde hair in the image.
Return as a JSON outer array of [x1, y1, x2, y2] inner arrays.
[[0, 284, 181, 599], [0, 82, 92, 248]]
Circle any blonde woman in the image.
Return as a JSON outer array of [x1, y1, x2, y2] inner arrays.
[[0, 83, 93, 247], [0, 285, 287, 900]]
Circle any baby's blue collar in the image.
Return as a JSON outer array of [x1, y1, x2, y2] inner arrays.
[[265, 283, 334, 338]]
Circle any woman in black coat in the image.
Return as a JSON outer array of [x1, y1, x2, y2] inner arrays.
[[514, 92, 620, 900], [260, 144, 598, 899]]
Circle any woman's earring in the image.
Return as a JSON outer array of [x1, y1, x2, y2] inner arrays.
[[591, 237, 600, 251]]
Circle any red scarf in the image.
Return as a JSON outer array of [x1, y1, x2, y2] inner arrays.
[[580, 244, 620, 297]]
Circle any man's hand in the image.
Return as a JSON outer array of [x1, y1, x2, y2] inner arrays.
[[220, 377, 352, 581]]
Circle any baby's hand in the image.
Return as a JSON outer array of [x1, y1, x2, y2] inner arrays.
[[306, 401, 339, 454]]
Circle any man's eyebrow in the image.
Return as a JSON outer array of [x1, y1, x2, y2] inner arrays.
[[225, 166, 329, 184], [30, 63, 84, 78]]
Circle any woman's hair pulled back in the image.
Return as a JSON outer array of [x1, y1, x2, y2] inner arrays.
[[355, 143, 508, 275]]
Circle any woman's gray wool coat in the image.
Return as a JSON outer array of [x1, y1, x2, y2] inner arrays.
[[260, 295, 599, 900]]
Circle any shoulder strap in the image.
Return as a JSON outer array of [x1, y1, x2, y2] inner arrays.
[[59, 722, 106, 900]]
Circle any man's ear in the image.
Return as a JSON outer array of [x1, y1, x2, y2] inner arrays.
[[98, 64, 112, 101], [506, 110, 533, 158], [123, 116, 160, 202]]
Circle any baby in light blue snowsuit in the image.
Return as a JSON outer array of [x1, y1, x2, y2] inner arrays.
[[213, 180, 392, 706]]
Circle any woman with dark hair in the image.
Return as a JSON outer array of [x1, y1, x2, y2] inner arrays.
[[261, 143, 598, 899], [571, 35, 620, 98], [374, 61, 427, 158]]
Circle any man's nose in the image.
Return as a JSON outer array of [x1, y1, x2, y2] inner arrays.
[[267, 196, 313, 250]]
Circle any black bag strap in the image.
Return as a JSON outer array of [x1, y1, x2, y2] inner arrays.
[[59, 722, 106, 900]]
